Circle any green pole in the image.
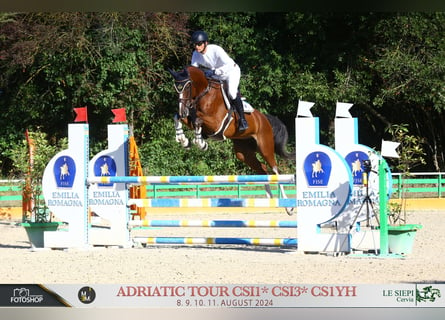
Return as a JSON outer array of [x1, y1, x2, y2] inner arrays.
[[379, 159, 389, 255]]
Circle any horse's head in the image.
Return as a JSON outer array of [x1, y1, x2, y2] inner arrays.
[[168, 67, 192, 118], [168, 66, 209, 118]]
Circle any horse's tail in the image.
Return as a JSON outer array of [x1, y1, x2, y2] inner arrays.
[[265, 114, 295, 161]]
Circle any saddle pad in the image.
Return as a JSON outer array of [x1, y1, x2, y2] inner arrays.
[[241, 99, 254, 113], [220, 84, 254, 114]]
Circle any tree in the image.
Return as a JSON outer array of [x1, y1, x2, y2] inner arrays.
[[0, 12, 190, 176], [366, 12, 445, 171], [1, 13, 444, 176]]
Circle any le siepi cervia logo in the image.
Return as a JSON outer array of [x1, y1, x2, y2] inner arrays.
[[416, 285, 442, 303], [303, 152, 332, 187], [345, 151, 369, 185], [384, 285, 442, 306], [93, 155, 117, 187], [53, 156, 76, 188]]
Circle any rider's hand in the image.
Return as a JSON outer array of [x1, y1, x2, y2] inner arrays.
[[204, 69, 215, 78]]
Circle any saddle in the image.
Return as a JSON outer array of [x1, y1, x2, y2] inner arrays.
[[209, 79, 254, 113], [206, 79, 254, 141]]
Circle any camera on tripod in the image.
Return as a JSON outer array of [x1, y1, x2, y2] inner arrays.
[[362, 159, 372, 174], [348, 157, 380, 231]]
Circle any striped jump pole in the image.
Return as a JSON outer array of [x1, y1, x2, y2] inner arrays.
[[128, 219, 297, 228], [87, 174, 295, 185], [127, 198, 296, 208], [132, 237, 298, 247]]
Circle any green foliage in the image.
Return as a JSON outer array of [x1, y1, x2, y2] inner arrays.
[[386, 123, 426, 225], [139, 118, 248, 176], [0, 12, 444, 176], [0, 12, 189, 174], [6, 131, 67, 179], [5, 131, 67, 222], [386, 123, 426, 174], [371, 13, 444, 110]]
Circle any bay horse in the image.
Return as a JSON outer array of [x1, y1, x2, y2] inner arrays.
[[168, 65, 295, 214]]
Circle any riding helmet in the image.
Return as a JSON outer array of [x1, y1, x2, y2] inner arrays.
[[191, 31, 208, 44]]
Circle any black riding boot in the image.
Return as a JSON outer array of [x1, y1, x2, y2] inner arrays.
[[231, 95, 248, 132]]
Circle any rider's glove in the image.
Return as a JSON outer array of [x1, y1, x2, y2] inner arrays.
[[204, 69, 215, 78]]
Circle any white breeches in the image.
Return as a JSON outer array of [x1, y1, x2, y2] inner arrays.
[[225, 65, 241, 99]]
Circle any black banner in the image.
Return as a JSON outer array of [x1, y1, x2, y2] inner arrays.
[[0, 285, 70, 307]]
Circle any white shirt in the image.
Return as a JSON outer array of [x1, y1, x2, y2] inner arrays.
[[191, 44, 236, 80]]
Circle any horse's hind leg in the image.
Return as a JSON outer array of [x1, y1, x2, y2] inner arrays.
[[256, 138, 296, 216], [233, 139, 274, 198], [233, 139, 268, 174]]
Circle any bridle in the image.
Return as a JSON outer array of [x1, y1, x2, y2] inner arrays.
[[173, 77, 211, 119]]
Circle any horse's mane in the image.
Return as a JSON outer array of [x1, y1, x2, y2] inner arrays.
[[187, 65, 222, 88]]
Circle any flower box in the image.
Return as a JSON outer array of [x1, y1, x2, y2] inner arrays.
[[387, 224, 422, 255], [22, 222, 62, 248]]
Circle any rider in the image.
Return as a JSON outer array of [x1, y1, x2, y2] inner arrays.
[[190, 30, 249, 132]]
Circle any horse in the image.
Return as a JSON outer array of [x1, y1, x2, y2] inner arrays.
[[168, 65, 295, 214]]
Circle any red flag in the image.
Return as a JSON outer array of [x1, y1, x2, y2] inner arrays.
[[112, 108, 127, 123], [74, 106, 88, 122]]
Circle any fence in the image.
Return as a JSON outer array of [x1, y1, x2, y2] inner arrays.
[[1, 173, 444, 208], [391, 172, 445, 199], [0, 180, 23, 207]]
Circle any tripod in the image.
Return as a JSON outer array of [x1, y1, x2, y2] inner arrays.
[[349, 170, 380, 231]]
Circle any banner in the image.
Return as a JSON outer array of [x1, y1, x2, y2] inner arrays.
[[0, 284, 443, 308]]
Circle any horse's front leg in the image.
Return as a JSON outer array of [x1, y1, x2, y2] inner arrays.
[[174, 114, 191, 149], [192, 121, 208, 151]]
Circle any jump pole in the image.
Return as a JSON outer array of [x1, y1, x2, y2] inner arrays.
[[133, 237, 297, 246], [129, 219, 297, 228], [87, 174, 295, 185], [130, 219, 298, 247]]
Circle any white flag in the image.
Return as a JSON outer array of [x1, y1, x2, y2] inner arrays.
[[297, 100, 315, 118], [381, 140, 400, 158], [335, 102, 354, 118]]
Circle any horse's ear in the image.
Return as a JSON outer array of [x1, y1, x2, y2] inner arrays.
[[167, 68, 176, 77]]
